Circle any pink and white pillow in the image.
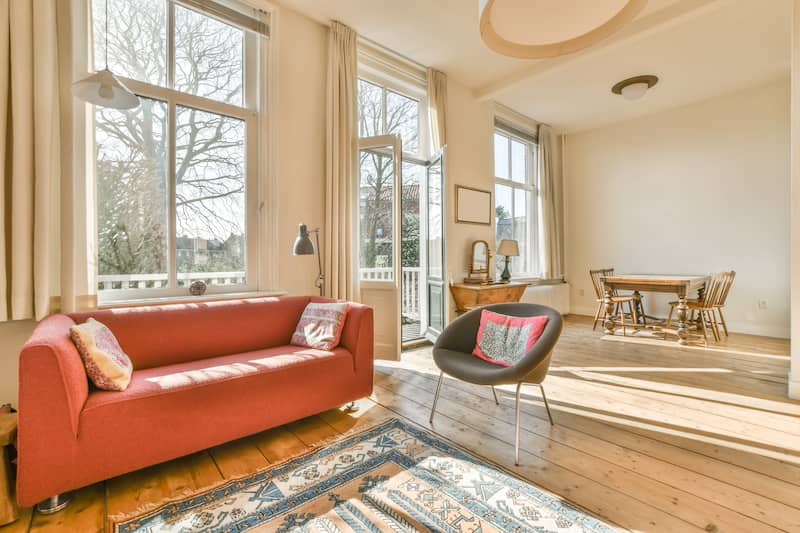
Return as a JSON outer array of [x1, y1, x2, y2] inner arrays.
[[291, 302, 348, 350], [472, 310, 549, 367], [70, 318, 134, 391]]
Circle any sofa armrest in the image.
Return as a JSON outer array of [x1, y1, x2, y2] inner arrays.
[[19, 314, 88, 439], [339, 303, 373, 373]]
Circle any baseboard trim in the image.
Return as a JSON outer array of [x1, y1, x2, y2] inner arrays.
[[789, 373, 800, 400]]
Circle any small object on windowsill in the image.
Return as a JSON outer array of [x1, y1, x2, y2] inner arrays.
[[189, 280, 207, 296]]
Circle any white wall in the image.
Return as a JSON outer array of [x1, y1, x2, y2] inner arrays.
[[565, 79, 790, 338], [789, 0, 800, 398], [444, 81, 495, 320]]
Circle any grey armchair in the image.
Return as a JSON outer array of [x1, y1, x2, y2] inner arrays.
[[430, 303, 563, 465]]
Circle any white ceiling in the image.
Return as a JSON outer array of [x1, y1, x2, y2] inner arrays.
[[276, 0, 791, 132]]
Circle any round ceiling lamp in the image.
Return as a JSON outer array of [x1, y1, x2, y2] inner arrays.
[[612, 75, 659, 101], [479, 0, 647, 59]]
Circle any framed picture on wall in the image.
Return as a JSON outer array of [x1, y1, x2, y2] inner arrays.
[[455, 185, 492, 225]]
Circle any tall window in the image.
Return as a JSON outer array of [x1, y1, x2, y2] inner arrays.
[[92, 0, 263, 298], [494, 125, 539, 277], [357, 78, 423, 275]]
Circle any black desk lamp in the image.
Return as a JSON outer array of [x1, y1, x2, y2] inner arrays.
[[293, 224, 324, 296]]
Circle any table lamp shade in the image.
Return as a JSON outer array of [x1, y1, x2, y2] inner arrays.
[[497, 239, 519, 257]]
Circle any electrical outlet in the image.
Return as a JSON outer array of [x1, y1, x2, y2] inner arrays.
[[758, 299, 768, 310]]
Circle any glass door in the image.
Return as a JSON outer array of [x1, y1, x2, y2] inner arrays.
[[426, 150, 446, 340], [358, 134, 402, 360]]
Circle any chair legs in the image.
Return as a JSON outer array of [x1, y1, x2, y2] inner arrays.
[[540, 384, 554, 425], [429, 371, 444, 424], [491, 386, 500, 405], [717, 308, 729, 337], [592, 300, 604, 331]]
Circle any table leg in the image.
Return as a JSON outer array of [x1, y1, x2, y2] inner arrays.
[[603, 287, 617, 335], [677, 296, 690, 345]]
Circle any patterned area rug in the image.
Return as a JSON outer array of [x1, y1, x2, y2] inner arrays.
[[112, 418, 618, 532]]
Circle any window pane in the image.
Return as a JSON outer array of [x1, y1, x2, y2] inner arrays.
[[387, 91, 419, 154], [494, 133, 509, 179], [511, 139, 526, 183], [96, 98, 168, 290], [513, 188, 529, 274], [174, 5, 244, 106], [176, 106, 246, 287], [95, 0, 167, 87], [359, 148, 394, 278], [495, 181, 513, 268], [428, 159, 443, 281], [358, 79, 383, 138]]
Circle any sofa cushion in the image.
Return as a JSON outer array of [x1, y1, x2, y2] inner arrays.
[[70, 318, 133, 391], [69, 296, 314, 370], [291, 302, 348, 350], [75, 344, 361, 482]]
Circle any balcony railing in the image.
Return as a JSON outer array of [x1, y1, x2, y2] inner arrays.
[[360, 267, 421, 322], [99, 268, 423, 332], [98, 271, 246, 291]]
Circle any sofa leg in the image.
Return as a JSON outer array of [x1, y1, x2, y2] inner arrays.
[[342, 401, 360, 412], [36, 493, 71, 514]]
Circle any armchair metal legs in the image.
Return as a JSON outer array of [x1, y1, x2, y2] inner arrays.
[[514, 382, 522, 465], [539, 384, 554, 425], [429, 373, 555, 467], [429, 371, 444, 424]]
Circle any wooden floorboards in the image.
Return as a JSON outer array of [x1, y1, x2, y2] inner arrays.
[[2, 315, 797, 532]]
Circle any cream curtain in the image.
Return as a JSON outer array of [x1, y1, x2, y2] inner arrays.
[[324, 21, 359, 300], [538, 124, 564, 279], [0, 0, 62, 321], [426, 68, 447, 153]]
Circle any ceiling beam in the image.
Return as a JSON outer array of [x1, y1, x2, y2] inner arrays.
[[473, 0, 726, 101]]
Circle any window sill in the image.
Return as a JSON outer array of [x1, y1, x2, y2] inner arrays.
[[97, 290, 289, 310]]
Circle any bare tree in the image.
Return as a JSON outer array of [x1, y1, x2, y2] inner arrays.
[[96, 0, 246, 279], [357, 79, 420, 269]]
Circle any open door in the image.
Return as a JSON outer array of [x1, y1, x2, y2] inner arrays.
[[358, 134, 402, 360], [425, 150, 446, 341]]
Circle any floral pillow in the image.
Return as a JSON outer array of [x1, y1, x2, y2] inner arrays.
[[472, 310, 549, 367], [291, 302, 348, 350], [70, 318, 134, 391]]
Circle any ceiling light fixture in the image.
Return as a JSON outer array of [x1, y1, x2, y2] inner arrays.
[[612, 75, 659, 101], [479, 0, 648, 59], [73, 0, 140, 110]]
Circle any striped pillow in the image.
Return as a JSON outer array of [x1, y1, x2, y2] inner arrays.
[[70, 318, 133, 391], [291, 302, 348, 350]]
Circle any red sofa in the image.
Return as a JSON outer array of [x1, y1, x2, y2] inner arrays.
[[16, 296, 373, 507]]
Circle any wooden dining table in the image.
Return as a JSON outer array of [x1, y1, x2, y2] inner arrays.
[[600, 274, 709, 345]]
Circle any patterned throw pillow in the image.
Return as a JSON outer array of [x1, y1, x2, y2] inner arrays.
[[70, 318, 134, 391], [472, 310, 549, 367], [291, 302, 348, 350]]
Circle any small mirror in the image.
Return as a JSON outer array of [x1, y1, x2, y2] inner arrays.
[[469, 240, 490, 279]]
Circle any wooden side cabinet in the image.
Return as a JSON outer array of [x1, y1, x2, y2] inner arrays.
[[449, 281, 529, 314], [0, 413, 18, 526]]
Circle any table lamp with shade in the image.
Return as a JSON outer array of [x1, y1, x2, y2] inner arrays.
[[293, 224, 324, 296], [497, 239, 519, 282]]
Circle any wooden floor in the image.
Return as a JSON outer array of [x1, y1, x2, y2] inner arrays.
[[3, 315, 798, 532]]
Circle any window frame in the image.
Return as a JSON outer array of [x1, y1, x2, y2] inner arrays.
[[493, 127, 540, 279], [83, 0, 268, 303]]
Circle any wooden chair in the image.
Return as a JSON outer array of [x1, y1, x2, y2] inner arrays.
[[666, 272, 728, 346], [714, 271, 736, 337], [589, 268, 643, 335]]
